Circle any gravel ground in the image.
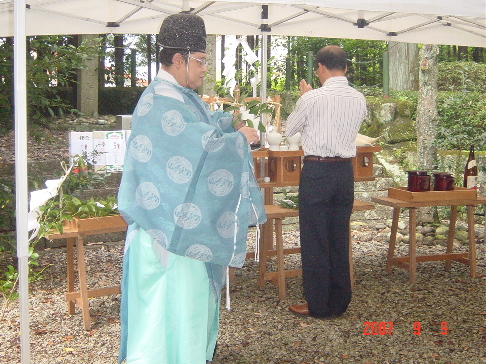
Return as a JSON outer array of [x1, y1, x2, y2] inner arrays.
[[1, 124, 486, 363], [0, 128, 70, 164], [1, 223, 485, 364]]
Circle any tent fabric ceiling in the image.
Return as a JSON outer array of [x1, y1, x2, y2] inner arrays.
[[0, 0, 484, 46]]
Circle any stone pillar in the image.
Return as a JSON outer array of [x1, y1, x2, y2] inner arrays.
[[77, 34, 99, 118], [200, 34, 216, 96]]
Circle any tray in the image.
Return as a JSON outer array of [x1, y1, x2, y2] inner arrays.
[[63, 215, 127, 233], [388, 186, 477, 202]]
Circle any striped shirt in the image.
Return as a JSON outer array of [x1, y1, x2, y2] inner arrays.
[[285, 76, 366, 158]]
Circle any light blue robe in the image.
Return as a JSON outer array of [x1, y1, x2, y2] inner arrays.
[[117, 75, 266, 363]]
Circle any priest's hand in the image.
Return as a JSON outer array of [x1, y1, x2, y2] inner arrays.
[[239, 126, 260, 145]]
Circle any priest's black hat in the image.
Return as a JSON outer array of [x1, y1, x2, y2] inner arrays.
[[157, 13, 206, 53]]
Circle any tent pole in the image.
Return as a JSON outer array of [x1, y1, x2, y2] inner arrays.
[[14, 0, 31, 363], [261, 34, 267, 105], [260, 4, 270, 140]]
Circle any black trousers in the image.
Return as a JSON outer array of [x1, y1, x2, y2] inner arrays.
[[298, 160, 354, 317]]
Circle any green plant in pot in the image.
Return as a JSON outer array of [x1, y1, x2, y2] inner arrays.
[[35, 156, 118, 241]]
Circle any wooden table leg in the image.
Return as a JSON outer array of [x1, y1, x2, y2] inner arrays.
[[275, 219, 286, 300], [258, 219, 272, 289], [445, 206, 458, 271], [66, 237, 76, 315], [258, 187, 274, 289], [386, 207, 400, 273], [75, 235, 91, 330], [408, 207, 417, 284], [467, 205, 477, 278]]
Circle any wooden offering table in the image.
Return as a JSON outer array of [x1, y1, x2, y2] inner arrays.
[[372, 187, 486, 284], [47, 215, 127, 330]]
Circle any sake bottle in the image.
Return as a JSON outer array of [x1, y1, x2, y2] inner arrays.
[[463, 145, 478, 189]]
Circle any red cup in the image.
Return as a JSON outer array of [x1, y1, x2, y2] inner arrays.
[[433, 173, 454, 191], [407, 171, 430, 192]]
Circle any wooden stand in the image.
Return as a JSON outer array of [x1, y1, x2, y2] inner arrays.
[[372, 191, 486, 284], [47, 215, 127, 330], [258, 205, 300, 300], [352, 145, 382, 182], [254, 146, 381, 185], [267, 150, 304, 185]]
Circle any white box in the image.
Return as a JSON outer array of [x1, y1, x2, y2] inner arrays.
[[116, 115, 132, 130], [92, 131, 107, 167], [68, 132, 94, 165], [104, 131, 126, 173]]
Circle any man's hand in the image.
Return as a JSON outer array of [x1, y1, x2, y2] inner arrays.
[[238, 126, 260, 145], [233, 120, 245, 131], [299, 79, 313, 96]]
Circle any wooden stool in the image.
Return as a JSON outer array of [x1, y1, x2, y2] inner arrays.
[[258, 205, 300, 300], [47, 215, 127, 330]]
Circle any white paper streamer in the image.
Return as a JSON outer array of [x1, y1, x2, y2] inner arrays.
[[28, 164, 73, 242], [222, 37, 259, 96]]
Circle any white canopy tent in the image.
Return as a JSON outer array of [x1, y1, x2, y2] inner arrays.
[[2, 0, 485, 363], [1, 0, 485, 46]]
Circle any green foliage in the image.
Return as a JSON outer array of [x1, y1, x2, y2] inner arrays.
[[278, 90, 300, 120], [0, 35, 102, 130], [354, 85, 383, 97], [438, 45, 486, 63], [361, 89, 486, 152], [35, 156, 117, 240], [0, 39, 14, 131], [388, 91, 418, 118], [98, 87, 145, 115], [435, 92, 486, 150], [62, 156, 105, 196], [222, 91, 273, 133], [37, 194, 118, 239], [0, 264, 18, 302], [65, 196, 118, 219], [0, 247, 47, 317], [278, 190, 299, 209], [0, 179, 15, 237], [438, 62, 486, 93], [283, 37, 387, 91]]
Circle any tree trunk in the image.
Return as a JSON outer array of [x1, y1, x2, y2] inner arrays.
[[472, 47, 484, 62], [220, 35, 225, 83], [146, 34, 152, 83], [200, 34, 216, 97], [98, 34, 107, 88], [114, 35, 124, 87], [416, 44, 440, 222], [416, 44, 439, 171], [389, 41, 419, 91], [458, 46, 468, 60]]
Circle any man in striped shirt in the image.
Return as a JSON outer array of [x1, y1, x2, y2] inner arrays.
[[285, 45, 366, 319]]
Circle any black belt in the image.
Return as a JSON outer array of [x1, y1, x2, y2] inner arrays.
[[304, 155, 351, 162]]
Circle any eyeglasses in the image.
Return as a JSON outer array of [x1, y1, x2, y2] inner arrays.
[[187, 55, 207, 67]]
